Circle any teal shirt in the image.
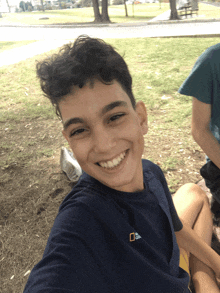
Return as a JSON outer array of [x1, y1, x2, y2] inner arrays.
[[178, 43, 220, 144]]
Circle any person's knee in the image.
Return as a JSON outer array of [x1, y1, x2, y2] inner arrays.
[[182, 183, 209, 205]]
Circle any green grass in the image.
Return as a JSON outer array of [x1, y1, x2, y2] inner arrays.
[[0, 41, 36, 53], [0, 37, 218, 124], [197, 3, 220, 19], [0, 3, 169, 25]]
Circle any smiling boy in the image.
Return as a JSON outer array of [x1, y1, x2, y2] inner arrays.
[[23, 36, 220, 293], [60, 79, 147, 193]]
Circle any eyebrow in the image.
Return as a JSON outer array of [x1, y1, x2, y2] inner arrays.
[[63, 100, 128, 130], [101, 100, 128, 115], [63, 117, 84, 130]]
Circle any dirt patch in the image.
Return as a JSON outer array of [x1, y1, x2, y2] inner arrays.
[[0, 110, 206, 293]]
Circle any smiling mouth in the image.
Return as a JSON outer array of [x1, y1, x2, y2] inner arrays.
[[96, 150, 128, 169]]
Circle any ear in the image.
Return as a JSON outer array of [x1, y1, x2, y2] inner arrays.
[[135, 101, 148, 135]]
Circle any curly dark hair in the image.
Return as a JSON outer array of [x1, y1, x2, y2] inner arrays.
[[36, 35, 136, 118]]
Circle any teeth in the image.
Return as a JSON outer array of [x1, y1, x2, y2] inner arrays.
[[99, 151, 126, 169]]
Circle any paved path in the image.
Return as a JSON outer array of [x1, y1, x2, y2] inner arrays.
[[2, 20, 220, 41], [0, 40, 68, 66], [1, 11, 220, 67]]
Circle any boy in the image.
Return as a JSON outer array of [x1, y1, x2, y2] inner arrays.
[[178, 43, 220, 219], [24, 36, 220, 292]]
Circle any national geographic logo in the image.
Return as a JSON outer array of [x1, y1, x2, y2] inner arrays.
[[129, 232, 142, 242]]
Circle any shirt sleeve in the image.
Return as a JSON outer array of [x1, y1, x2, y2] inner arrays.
[[178, 47, 214, 104], [23, 205, 111, 293], [151, 163, 183, 232]]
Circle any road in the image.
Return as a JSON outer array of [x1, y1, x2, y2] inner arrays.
[[1, 20, 220, 41]]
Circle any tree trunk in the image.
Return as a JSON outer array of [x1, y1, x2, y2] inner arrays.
[[123, 0, 128, 17], [5, 0, 11, 12], [169, 0, 180, 20], [40, 0, 45, 11], [102, 0, 110, 22], [92, 0, 102, 22]]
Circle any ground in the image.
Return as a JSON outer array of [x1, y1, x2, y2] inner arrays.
[[0, 107, 208, 293]]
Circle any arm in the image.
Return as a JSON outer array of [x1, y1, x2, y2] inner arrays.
[[175, 222, 220, 278], [191, 97, 220, 169]]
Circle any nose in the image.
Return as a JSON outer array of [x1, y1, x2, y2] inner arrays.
[[92, 126, 116, 153]]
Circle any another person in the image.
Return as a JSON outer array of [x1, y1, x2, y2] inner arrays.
[[23, 36, 220, 293], [178, 43, 220, 218]]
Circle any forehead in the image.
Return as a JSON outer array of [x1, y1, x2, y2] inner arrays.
[[59, 80, 132, 120]]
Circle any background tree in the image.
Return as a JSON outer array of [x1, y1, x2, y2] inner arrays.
[[169, 0, 179, 19], [5, 0, 10, 12], [92, 0, 110, 22], [123, 0, 128, 17], [92, 0, 102, 22], [19, 0, 26, 11], [40, 0, 45, 11], [102, 0, 110, 21], [26, 1, 33, 11]]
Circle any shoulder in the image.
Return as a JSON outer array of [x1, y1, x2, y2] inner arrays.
[[142, 159, 166, 184], [178, 43, 220, 101], [142, 159, 164, 176], [51, 173, 104, 231], [55, 172, 123, 232], [142, 159, 171, 195], [201, 43, 220, 60], [193, 43, 220, 68], [59, 172, 100, 210]]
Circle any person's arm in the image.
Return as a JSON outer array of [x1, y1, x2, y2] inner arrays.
[[191, 97, 220, 169], [175, 222, 220, 278]]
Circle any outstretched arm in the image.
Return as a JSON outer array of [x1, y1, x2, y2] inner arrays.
[[191, 97, 220, 169]]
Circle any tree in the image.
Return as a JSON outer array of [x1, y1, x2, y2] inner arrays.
[[92, 0, 110, 23], [92, 0, 102, 22], [40, 0, 45, 11], [19, 0, 26, 11], [5, 0, 10, 12], [123, 0, 128, 17], [26, 1, 33, 11], [102, 0, 110, 21], [169, 0, 180, 20]]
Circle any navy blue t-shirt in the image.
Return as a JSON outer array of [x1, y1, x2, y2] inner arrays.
[[23, 160, 190, 293]]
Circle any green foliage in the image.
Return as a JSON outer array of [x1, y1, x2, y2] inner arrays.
[[19, 1, 33, 11]]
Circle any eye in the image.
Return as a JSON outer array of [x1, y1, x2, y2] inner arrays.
[[109, 113, 125, 123], [70, 128, 86, 137]]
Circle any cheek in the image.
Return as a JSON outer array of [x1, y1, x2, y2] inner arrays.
[[69, 139, 94, 169], [68, 142, 86, 164]]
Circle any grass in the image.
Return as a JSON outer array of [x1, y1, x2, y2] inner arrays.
[[0, 41, 36, 53], [197, 2, 220, 19]]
